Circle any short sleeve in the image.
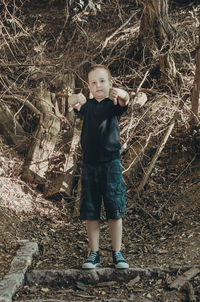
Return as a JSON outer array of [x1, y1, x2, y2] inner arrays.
[[113, 103, 128, 116], [73, 100, 88, 116]]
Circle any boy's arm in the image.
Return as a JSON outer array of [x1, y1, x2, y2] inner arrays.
[[68, 93, 87, 111], [109, 88, 130, 107]]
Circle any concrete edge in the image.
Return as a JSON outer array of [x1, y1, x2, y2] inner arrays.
[[0, 241, 38, 302]]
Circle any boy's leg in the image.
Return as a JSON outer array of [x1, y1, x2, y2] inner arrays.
[[108, 218, 129, 268], [86, 219, 100, 251], [80, 163, 102, 269], [108, 218, 122, 251], [82, 220, 100, 269]]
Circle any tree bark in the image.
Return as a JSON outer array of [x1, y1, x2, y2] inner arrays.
[[191, 46, 200, 125], [22, 89, 61, 183], [138, 0, 173, 56], [44, 73, 82, 197], [138, 0, 177, 84], [44, 111, 81, 198], [0, 101, 28, 153], [169, 267, 200, 290]]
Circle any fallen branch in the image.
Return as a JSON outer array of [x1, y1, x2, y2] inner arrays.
[[26, 265, 200, 287], [122, 70, 149, 153], [169, 267, 200, 291], [123, 134, 152, 174], [126, 70, 149, 138], [191, 47, 200, 125], [2, 95, 42, 115], [136, 100, 185, 196], [26, 267, 165, 287]]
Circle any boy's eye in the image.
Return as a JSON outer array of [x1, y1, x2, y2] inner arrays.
[[100, 80, 105, 83]]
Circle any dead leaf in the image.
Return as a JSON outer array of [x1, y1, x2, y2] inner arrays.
[[127, 275, 140, 287]]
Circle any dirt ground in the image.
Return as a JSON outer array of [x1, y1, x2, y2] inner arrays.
[[0, 132, 200, 301]]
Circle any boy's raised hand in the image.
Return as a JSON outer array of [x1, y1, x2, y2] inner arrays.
[[109, 88, 118, 105], [109, 88, 129, 106], [68, 93, 86, 111]]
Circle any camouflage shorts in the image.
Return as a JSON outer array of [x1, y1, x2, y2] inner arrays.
[[80, 159, 126, 220]]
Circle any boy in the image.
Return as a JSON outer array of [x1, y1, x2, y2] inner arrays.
[[68, 64, 130, 269]]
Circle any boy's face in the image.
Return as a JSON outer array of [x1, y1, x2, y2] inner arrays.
[[88, 68, 111, 102]]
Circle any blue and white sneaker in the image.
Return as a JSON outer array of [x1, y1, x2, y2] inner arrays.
[[82, 251, 100, 269], [112, 251, 129, 269]]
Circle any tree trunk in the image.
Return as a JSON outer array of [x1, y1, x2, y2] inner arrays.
[[0, 101, 28, 153], [191, 46, 200, 125], [138, 0, 173, 57], [138, 0, 177, 84], [44, 110, 81, 198], [44, 73, 82, 198], [22, 89, 61, 183]]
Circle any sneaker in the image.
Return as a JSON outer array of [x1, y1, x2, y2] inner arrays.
[[112, 251, 129, 269], [82, 251, 100, 269]]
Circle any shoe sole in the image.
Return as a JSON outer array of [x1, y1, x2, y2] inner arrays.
[[82, 263, 100, 269], [114, 263, 129, 269]]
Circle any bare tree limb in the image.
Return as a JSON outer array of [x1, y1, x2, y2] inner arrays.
[[136, 100, 185, 195], [169, 267, 200, 291], [2, 95, 42, 115], [100, 13, 136, 52]]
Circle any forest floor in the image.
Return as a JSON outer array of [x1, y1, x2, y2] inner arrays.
[[0, 131, 200, 301]]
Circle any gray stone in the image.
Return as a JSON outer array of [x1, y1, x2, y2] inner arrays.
[[0, 297, 11, 302], [0, 242, 38, 301], [26, 268, 144, 286]]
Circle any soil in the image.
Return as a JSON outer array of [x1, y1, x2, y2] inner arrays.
[[0, 130, 200, 301]]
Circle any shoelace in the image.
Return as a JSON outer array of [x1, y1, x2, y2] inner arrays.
[[87, 252, 98, 262], [114, 252, 125, 262]]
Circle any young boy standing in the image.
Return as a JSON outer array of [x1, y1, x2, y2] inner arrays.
[[68, 65, 130, 269]]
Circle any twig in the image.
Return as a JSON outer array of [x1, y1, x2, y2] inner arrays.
[[2, 95, 41, 115], [135, 70, 150, 95], [126, 70, 149, 140], [157, 155, 196, 214], [169, 267, 200, 290], [123, 133, 152, 174], [136, 100, 185, 196], [100, 13, 135, 52]]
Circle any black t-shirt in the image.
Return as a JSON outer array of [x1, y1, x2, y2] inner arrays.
[[77, 98, 127, 164]]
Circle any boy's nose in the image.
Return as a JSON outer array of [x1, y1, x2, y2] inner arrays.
[[96, 81, 101, 87]]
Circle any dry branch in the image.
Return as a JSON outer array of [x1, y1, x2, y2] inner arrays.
[[137, 118, 175, 194], [125, 70, 149, 144], [169, 267, 200, 291], [100, 13, 136, 52], [26, 267, 166, 287], [123, 134, 151, 176], [0, 100, 28, 152], [123, 95, 171, 179], [191, 47, 200, 125], [2, 95, 42, 116], [136, 100, 185, 195]]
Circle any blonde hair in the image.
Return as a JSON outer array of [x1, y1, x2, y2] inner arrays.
[[88, 64, 112, 81]]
